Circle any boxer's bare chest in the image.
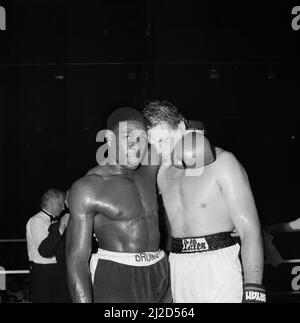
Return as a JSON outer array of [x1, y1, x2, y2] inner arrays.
[[157, 164, 218, 212], [157, 151, 234, 236], [95, 167, 158, 222]]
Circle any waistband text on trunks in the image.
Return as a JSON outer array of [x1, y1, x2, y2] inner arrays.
[[91, 249, 165, 267], [171, 232, 237, 254], [135, 252, 162, 263]]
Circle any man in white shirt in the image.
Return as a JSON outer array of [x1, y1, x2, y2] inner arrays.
[[26, 188, 66, 302]]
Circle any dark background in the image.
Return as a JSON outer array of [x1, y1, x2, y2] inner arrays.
[[0, 0, 299, 238]]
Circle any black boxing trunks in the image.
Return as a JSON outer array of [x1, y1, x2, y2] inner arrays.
[[90, 249, 172, 303], [169, 232, 243, 303]]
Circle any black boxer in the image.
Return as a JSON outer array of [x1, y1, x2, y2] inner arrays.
[[66, 108, 172, 303]]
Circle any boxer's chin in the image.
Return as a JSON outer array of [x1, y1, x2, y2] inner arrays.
[[161, 153, 172, 165]]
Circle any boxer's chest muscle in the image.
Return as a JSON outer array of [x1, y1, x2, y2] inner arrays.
[[158, 165, 216, 212], [99, 174, 157, 221]]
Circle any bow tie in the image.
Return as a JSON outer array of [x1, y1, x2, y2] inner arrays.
[[41, 210, 58, 223]]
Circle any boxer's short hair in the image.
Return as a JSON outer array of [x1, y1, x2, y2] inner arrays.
[[41, 188, 64, 208], [107, 107, 146, 133], [143, 100, 186, 130]]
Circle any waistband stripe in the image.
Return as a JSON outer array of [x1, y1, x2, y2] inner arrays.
[[171, 232, 237, 254], [91, 249, 165, 268]]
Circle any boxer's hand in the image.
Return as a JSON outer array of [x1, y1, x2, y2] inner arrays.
[[243, 284, 266, 303], [59, 213, 70, 235], [171, 130, 215, 169], [230, 228, 240, 238]]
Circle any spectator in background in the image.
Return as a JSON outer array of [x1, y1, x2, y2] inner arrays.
[[38, 189, 71, 302], [26, 188, 67, 302]]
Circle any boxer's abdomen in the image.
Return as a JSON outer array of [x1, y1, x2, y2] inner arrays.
[[94, 214, 160, 252]]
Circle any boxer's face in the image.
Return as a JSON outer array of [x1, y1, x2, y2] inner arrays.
[[115, 120, 148, 169], [147, 121, 185, 163]]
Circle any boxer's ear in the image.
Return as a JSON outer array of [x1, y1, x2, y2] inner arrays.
[[177, 121, 186, 133]]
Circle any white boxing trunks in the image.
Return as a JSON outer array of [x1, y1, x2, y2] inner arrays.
[[170, 232, 243, 303]]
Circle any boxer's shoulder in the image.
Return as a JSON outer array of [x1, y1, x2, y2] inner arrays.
[[86, 165, 110, 177], [70, 172, 108, 203], [214, 146, 225, 156], [214, 148, 236, 165], [213, 149, 244, 177]]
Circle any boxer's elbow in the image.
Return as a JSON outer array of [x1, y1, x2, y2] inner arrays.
[[236, 215, 262, 245], [67, 252, 89, 276], [239, 222, 263, 253]]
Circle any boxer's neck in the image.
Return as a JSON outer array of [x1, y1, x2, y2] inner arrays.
[[109, 164, 136, 175]]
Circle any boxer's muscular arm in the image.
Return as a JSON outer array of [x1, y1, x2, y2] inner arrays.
[[66, 178, 95, 303], [217, 152, 264, 284]]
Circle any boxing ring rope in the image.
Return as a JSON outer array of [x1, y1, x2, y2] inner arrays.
[[280, 259, 300, 264], [0, 239, 30, 275], [0, 239, 299, 300], [0, 239, 300, 264], [0, 239, 26, 243], [0, 270, 30, 274], [1, 238, 299, 263]]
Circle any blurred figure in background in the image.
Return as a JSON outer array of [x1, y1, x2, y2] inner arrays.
[[26, 188, 69, 302], [263, 216, 300, 267], [265, 216, 300, 233], [37, 189, 71, 302]]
